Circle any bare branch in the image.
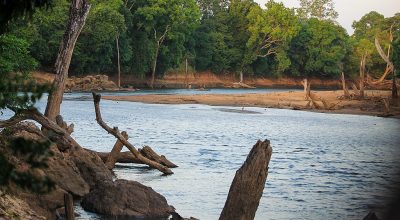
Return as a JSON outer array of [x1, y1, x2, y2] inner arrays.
[[92, 92, 173, 175]]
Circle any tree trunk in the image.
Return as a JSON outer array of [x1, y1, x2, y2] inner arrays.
[[44, 0, 91, 121], [116, 36, 121, 88], [359, 54, 366, 98], [150, 45, 160, 89], [341, 72, 350, 98], [239, 71, 243, 83], [219, 139, 272, 220]]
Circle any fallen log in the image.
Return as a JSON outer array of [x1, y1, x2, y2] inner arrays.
[[139, 146, 178, 168], [94, 151, 142, 164], [92, 92, 173, 175], [219, 139, 272, 220]]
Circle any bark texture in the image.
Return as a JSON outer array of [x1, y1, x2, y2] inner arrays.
[[45, 0, 91, 121], [219, 139, 272, 220]]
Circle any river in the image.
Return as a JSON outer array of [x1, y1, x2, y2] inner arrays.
[[5, 90, 400, 219]]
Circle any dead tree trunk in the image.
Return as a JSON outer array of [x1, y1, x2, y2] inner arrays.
[[219, 139, 272, 220], [92, 92, 173, 175], [139, 146, 178, 168], [104, 131, 128, 170], [341, 72, 350, 98], [45, 0, 91, 121]]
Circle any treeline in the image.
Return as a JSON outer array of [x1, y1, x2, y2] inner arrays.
[[2, 0, 400, 80]]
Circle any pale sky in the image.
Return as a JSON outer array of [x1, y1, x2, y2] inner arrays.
[[255, 0, 400, 35]]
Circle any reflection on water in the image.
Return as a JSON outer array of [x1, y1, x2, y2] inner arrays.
[[2, 91, 399, 220]]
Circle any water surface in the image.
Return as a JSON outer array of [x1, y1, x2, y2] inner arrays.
[[3, 91, 400, 219]]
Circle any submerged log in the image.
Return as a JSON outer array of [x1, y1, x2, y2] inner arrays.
[[219, 139, 272, 220], [88, 146, 177, 168], [139, 146, 178, 168]]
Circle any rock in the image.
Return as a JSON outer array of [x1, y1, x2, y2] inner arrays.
[[69, 147, 112, 189], [46, 146, 90, 197], [16, 186, 66, 219], [81, 179, 174, 218], [0, 189, 46, 220]]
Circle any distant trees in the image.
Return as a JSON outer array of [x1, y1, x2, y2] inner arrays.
[[289, 18, 349, 77], [3, 0, 399, 82]]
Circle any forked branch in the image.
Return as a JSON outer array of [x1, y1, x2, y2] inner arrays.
[[92, 92, 173, 175]]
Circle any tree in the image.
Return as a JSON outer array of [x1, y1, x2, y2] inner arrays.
[[44, 0, 91, 121], [288, 18, 349, 78], [0, 0, 54, 34], [298, 0, 338, 21], [355, 39, 374, 97], [134, 0, 200, 88], [0, 0, 54, 193], [247, 1, 300, 76]]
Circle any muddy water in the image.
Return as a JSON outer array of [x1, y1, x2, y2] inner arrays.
[[5, 91, 400, 219]]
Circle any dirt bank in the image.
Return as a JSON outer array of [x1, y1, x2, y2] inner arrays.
[[110, 71, 341, 89], [103, 90, 400, 117]]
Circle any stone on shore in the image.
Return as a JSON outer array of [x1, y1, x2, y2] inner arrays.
[[81, 179, 174, 218]]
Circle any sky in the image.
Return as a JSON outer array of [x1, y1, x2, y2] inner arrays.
[[255, 0, 400, 35]]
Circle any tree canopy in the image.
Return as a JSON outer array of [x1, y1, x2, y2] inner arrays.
[[1, 0, 399, 81]]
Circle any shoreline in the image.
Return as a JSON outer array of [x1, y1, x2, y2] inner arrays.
[[103, 90, 400, 118]]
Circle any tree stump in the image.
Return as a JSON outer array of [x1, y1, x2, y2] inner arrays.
[[219, 139, 272, 220]]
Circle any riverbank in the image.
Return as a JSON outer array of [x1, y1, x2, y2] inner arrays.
[[103, 90, 400, 117]]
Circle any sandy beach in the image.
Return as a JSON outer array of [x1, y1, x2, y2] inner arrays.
[[103, 90, 400, 117]]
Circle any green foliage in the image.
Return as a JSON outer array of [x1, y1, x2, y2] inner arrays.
[[0, 0, 53, 34], [0, 34, 37, 74], [0, 0, 53, 195], [0, 34, 48, 112], [0, 138, 54, 193], [288, 18, 349, 77], [4, 0, 399, 80], [246, 1, 300, 76], [298, 0, 338, 21], [393, 31, 400, 73]]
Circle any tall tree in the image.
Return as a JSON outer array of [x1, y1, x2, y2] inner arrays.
[[135, 0, 200, 88], [289, 18, 349, 78], [44, 0, 91, 121], [247, 1, 300, 76], [298, 0, 338, 21]]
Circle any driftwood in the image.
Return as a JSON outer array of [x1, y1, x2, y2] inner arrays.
[[92, 92, 173, 175], [88, 146, 178, 169], [219, 140, 272, 220], [93, 150, 142, 164], [139, 146, 178, 168], [104, 131, 129, 169], [302, 79, 339, 110]]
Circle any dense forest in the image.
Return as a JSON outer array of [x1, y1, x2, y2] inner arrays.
[[1, 0, 400, 81]]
